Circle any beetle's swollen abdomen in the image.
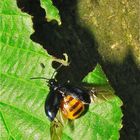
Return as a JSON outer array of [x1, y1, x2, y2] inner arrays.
[[60, 95, 85, 120]]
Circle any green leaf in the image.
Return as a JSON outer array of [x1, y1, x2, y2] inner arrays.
[[0, 0, 54, 139], [40, 0, 61, 25], [83, 64, 109, 85], [0, 1, 123, 140]]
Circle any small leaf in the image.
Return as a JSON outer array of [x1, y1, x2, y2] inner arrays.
[[83, 64, 109, 85], [41, 0, 61, 25]]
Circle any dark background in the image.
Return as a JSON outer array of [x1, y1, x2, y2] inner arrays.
[[17, 0, 140, 139]]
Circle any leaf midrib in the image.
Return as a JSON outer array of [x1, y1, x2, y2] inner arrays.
[[0, 111, 16, 140], [0, 102, 49, 127]]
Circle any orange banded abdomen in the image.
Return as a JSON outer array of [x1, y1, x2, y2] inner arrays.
[[60, 95, 85, 120]]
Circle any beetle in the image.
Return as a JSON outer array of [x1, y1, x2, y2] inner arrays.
[[44, 78, 97, 121], [31, 63, 110, 121], [31, 76, 97, 121]]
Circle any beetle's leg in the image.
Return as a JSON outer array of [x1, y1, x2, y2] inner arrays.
[[87, 87, 98, 103], [89, 86, 114, 103], [58, 89, 66, 97]]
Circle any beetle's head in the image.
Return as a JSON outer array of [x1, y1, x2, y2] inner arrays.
[[48, 79, 56, 86]]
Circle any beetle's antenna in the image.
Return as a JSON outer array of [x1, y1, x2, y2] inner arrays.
[[30, 63, 63, 81], [30, 77, 49, 81], [51, 64, 63, 79]]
